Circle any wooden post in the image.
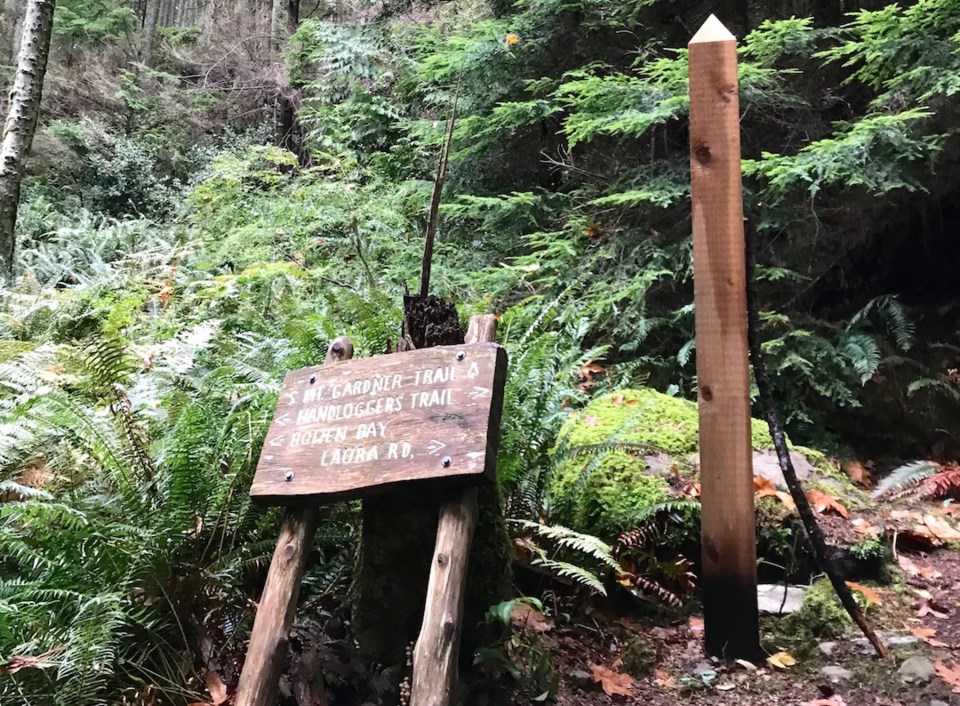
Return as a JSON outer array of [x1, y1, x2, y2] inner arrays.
[[409, 314, 497, 706], [235, 337, 354, 706], [688, 15, 760, 660]]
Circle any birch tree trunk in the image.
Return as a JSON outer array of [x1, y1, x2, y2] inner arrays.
[[0, 0, 54, 275]]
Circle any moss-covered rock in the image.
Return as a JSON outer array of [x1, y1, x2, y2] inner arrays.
[[766, 578, 851, 656], [549, 389, 862, 539]]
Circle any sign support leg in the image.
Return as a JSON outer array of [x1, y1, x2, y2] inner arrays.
[[235, 337, 354, 706], [410, 314, 498, 706]]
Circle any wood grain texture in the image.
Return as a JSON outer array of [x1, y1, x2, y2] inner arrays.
[[234, 338, 353, 706], [251, 342, 507, 503], [410, 314, 499, 706], [688, 16, 760, 659]]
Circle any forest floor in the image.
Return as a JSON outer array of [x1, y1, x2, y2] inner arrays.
[[543, 545, 960, 706]]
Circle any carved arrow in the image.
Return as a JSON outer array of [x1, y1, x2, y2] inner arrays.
[[426, 440, 447, 455], [468, 386, 489, 400], [268, 434, 286, 448], [274, 412, 290, 427]]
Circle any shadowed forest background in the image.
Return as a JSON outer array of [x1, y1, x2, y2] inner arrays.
[[0, 0, 959, 701]]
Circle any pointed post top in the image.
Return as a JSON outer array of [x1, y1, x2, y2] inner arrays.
[[689, 14, 735, 45]]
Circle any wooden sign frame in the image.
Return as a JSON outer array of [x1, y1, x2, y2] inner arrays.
[[250, 342, 507, 503], [236, 316, 507, 706]]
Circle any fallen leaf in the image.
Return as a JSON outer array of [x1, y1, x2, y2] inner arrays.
[[841, 459, 871, 486], [754, 477, 796, 510], [584, 222, 600, 238], [203, 669, 228, 706], [505, 32, 520, 46], [934, 660, 960, 693], [904, 623, 949, 648], [510, 601, 552, 633], [735, 659, 758, 671], [922, 515, 960, 542], [687, 616, 704, 634], [653, 667, 676, 688], [845, 581, 883, 606], [916, 595, 952, 619], [590, 664, 634, 697], [577, 360, 606, 390], [898, 555, 941, 580], [582, 415, 600, 427], [851, 518, 880, 537], [610, 393, 625, 405], [807, 489, 848, 518], [766, 651, 797, 669]]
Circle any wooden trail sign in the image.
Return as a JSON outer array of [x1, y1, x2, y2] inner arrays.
[[251, 342, 508, 503], [237, 321, 509, 706], [688, 14, 760, 659]]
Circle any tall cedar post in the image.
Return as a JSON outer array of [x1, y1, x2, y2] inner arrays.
[[409, 314, 498, 706], [688, 15, 760, 660], [235, 337, 354, 706]]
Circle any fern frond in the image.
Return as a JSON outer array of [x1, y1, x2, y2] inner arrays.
[[872, 460, 939, 499], [529, 554, 607, 595]]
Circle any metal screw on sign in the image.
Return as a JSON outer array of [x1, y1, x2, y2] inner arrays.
[[284, 471, 294, 482], [456, 351, 465, 361], [309, 374, 317, 384], [441, 456, 452, 467]]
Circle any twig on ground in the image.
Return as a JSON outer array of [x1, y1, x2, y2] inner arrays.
[[745, 221, 889, 659]]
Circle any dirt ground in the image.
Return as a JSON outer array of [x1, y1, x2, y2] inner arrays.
[[538, 548, 960, 706]]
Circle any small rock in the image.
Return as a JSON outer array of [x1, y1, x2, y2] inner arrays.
[[818, 641, 837, 657], [930, 701, 949, 706], [569, 669, 593, 688], [756, 584, 805, 614], [694, 660, 714, 675], [820, 665, 853, 682], [886, 635, 920, 648], [852, 634, 886, 655], [898, 656, 936, 685]]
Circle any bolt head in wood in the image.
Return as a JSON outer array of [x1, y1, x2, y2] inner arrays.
[[441, 456, 452, 467], [284, 471, 294, 482], [456, 351, 465, 361], [309, 374, 317, 384]]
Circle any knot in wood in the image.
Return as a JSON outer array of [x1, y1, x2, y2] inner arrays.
[[283, 543, 296, 558], [437, 553, 449, 567], [694, 144, 712, 165], [700, 385, 713, 402]]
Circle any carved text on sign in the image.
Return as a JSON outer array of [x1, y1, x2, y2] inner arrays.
[[250, 343, 507, 503]]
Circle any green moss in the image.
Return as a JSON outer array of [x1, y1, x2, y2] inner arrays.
[[551, 449, 670, 537], [549, 389, 860, 540], [558, 388, 774, 455], [621, 634, 658, 677], [769, 578, 851, 656], [0, 340, 37, 362]]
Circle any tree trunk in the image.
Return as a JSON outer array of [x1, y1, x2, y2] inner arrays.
[[0, 0, 54, 275], [277, 0, 303, 160], [141, 0, 163, 65], [351, 298, 512, 697]]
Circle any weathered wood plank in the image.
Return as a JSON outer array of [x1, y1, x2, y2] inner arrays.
[[410, 314, 500, 706], [251, 342, 507, 503], [234, 337, 353, 706], [688, 15, 760, 659]]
